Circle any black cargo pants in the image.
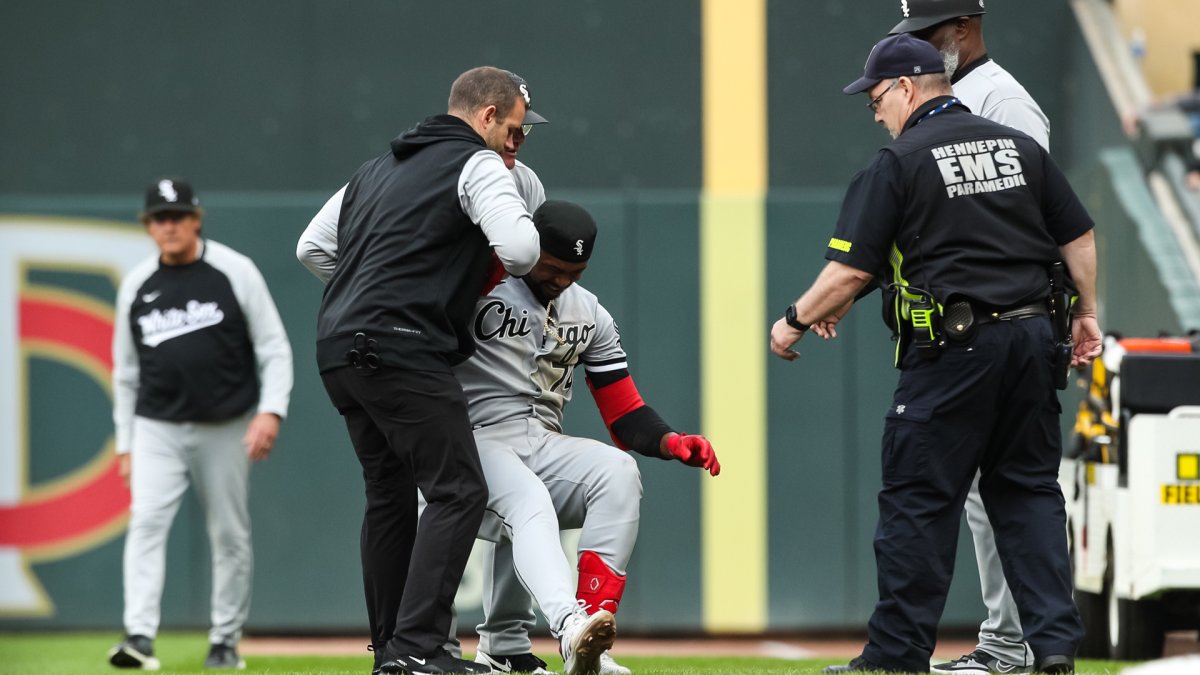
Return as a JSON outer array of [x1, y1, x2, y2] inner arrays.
[[860, 316, 1083, 672], [321, 364, 487, 658]]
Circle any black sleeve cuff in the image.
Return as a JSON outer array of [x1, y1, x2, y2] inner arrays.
[[611, 405, 673, 459]]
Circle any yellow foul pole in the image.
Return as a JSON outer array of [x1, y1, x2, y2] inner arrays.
[[700, 0, 767, 632]]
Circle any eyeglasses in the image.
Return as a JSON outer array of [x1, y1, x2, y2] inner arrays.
[[867, 79, 900, 112]]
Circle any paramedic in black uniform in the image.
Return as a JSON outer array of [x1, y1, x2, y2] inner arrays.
[[769, 34, 1102, 674]]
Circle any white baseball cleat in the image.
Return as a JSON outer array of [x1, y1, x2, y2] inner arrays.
[[558, 608, 616, 675], [599, 650, 632, 675], [107, 635, 161, 671]]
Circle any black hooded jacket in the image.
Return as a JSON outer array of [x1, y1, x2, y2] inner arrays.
[[316, 115, 496, 372]]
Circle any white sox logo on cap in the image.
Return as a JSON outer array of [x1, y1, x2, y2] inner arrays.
[[519, 83, 530, 105], [901, 0, 910, 18], [157, 179, 178, 203], [574, 239, 584, 256]]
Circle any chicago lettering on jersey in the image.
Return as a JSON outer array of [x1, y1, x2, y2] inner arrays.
[[930, 138, 1027, 199], [552, 322, 595, 349], [474, 300, 534, 341], [137, 300, 225, 347], [474, 299, 597, 350]]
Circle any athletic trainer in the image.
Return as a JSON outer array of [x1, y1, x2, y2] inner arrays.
[[303, 66, 544, 675]]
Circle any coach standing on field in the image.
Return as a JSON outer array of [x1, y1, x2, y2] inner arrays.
[[109, 178, 293, 671], [770, 35, 1100, 674], [311, 66, 539, 675]]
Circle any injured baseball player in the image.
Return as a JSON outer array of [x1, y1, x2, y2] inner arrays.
[[458, 200, 721, 675]]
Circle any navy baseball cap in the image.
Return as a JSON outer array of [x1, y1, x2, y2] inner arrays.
[[533, 200, 596, 263], [890, 0, 987, 35], [505, 70, 549, 127], [141, 177, 201, 218], [843, 33, 946, 95]]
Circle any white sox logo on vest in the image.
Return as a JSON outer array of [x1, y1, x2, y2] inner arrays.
[[137, 301, 225, 347], [930, 138, 1026, 199]]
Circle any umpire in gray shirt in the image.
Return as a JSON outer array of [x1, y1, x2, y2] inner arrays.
[[310, 66, 539, 675], [891, 2, 1051, 671]]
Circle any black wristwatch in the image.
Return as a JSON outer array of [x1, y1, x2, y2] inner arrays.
[[784, 304, 809, 332]]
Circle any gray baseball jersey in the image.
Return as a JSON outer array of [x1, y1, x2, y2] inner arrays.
[[954, 56, 1048, 667], [455, 278, 626, 433], [955, 59, 1050, 151], [458, 278, 643, 656]]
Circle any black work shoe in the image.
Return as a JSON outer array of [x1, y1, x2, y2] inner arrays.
[[475, 651, 552, 674], [370, 644, 384, 674], [1033, 655, 1074, 674], [204, 642, 246, 669], [108, 635, 160, 670], [931, 650, 1031, 674], [823, 655, 889, 673], [379, 647, 491, 674]]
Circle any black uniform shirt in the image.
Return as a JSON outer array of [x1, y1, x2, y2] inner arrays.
[[127, 244, 257, 422], [826, 96, 1093, 311], [113, 238, 293, 452]]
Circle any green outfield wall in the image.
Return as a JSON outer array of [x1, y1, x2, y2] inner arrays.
[[1, 0, 1177, 635]]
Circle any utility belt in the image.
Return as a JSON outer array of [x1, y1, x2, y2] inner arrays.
[[896, 265, 1073, 389], [905, 297, 1050, 350]]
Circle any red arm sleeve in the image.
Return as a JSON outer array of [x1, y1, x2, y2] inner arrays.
[[587, 373, 644, 450], [586, 371, 673, 457]]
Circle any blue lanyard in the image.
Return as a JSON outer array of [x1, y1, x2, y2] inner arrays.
[[915, 97, 960, 126]]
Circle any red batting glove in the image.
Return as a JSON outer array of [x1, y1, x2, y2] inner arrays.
[[666, 433, 721, 477]]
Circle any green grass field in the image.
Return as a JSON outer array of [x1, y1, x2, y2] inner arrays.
[[0, 633, 1138, 674]]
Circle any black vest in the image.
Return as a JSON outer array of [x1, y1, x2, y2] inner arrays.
[[316, 115, 494, 372]]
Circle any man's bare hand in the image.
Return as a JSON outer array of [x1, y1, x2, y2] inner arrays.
[[244, 413, 281, 461]]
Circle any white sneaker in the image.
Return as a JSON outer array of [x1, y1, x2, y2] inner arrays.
[[599, 650, 632, 675], [558, 608, 616, 675]]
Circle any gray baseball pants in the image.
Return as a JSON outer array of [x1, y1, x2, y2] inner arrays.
[[474, 418, 642, 656], [122, 412, 253, 645], [966, 470, 1033, 666]]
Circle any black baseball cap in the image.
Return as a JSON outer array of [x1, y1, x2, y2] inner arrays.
[[141, 178, 201, 219], [889, 0, 987, 35], [843, 33, 946, 95], [533, 200, 596, 263], [505, 70, 549, 127]]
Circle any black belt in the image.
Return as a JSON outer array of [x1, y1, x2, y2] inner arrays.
[[975, 301, 1049, 324]]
